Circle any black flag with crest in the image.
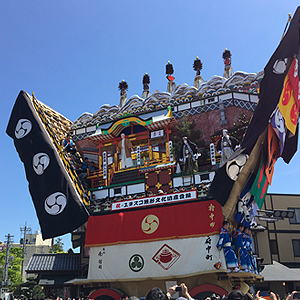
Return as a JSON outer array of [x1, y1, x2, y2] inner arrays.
[[6, 91, 89, 239], [242, 6, 300, 162], [210, 7, 300, 206]]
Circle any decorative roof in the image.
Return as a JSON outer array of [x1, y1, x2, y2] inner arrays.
[[26, 253, 81, 273], [86, 110, 177, 142], [71, 71, 263, 130], [32, 94, 73, 141]]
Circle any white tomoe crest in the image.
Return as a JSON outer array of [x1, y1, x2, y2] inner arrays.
[[15, 119, 32, 139], [44, 192, 67, 215], [32, 153, 50, 175]]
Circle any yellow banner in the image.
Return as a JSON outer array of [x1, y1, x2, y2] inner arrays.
[[278, 62, 299, 135]]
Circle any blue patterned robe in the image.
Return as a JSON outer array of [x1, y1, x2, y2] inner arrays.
[[242, 232, 257, 272], [216, 227, 238, 269], [232, 229, 248, 270]]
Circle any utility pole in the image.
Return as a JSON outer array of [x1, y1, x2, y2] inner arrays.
[[2, 233, 13, 285], [20, 222, 30, 282]]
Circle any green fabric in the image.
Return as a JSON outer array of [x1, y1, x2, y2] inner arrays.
[[250, 151, 269, 209]]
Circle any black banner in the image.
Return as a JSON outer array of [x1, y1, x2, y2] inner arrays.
[[242, 7, 300, 163], [6, 91, 89, 239]]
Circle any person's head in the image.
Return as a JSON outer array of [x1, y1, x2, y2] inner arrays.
[[146, 288, 168, 300], [237, 223, 244, 231], [228, 290, 246, 300], [244, 226, 250, 234], [183, 137, 188, 144], [121, 133, 125, 139], [223, 220, 230, 229]]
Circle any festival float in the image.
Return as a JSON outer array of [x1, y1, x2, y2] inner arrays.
[[6, 7, 300, 300]]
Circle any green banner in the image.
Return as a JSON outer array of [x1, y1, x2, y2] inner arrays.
[[250, 151, 269, 209]]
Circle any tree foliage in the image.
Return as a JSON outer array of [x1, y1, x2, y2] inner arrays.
[[172, 114, 207, 161], [0, 247, 22, 287], [13, 277, 45, 299], [49, 237, 65, 253], [231, 113, 250, 142]]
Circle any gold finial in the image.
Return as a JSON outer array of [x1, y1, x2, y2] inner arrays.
[[196, 56, 198, 59], [281, 13, 292, 41], [167, 61, 170, 64], [225, 48, 227, 51]]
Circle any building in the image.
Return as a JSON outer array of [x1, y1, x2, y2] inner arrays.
[[26, 253, 82, 300], [7, 230, 53, 280], [253, 194, 300, 295]]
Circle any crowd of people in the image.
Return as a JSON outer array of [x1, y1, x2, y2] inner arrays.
[[131, 284, 299, 300], [217, 221, 257, 273], [4, 284, 299, 300]]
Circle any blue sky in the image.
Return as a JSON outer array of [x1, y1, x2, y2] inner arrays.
[[1, 1, 300, 251]]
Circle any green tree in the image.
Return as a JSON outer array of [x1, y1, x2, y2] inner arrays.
[[49, 237, 65, 253], [13, 277, 38, 299], [32, 284, 45, 299], [231, 113, 250, 142], [172, 114, 207, 161], [0, 247, 22, 287]]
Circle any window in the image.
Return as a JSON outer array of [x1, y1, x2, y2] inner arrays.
[[200, 174, 210, 181], [292, 240, 300, 257], [288, 208, 300, 224], [114, 188, 121, 195], [270, 240, 278, 255]]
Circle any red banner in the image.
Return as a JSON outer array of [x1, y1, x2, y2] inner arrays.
[[85, 200, 222, 247]]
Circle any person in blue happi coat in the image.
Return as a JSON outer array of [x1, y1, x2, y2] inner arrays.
[[216, 220, 239, 272], [232, 223, 249, 272], [242, 226, 258, 274]]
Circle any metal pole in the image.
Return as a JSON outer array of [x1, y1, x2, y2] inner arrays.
[[3, 234, 12, 284], [20, 222, 27, 282]]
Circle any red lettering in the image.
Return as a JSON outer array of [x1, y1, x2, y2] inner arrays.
[[260, 180, 268, 200], [257, 163, 265, 189]]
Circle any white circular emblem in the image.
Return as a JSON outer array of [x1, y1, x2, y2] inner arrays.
[[15, 119, 32, 139], [32, 153, 50, 175], [226, 154, 248, 181], [273, 58, 287, 75], [44, 192, 67, 215]]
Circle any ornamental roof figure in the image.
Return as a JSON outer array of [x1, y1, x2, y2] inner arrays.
[[166, 61, 176, 93], [142, 73, 150, 99], [118, 80, 128, 107], [223, 49, 233, 79], [193, 57, 204, 88]]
